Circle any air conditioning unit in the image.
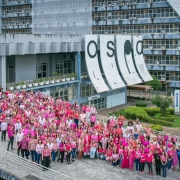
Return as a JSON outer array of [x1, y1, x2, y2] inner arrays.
[[134, 17, 137, 19], [177, 46, 180, 50], [161, 31, 165, 34], [161, 47, 165, 50], [155, 61, 159, 64], [161, 77, 165, 81], [149, 47, 153, 50], [175, 31, 179, 34]]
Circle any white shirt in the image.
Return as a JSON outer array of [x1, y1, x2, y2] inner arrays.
[[36, 144, 44, 154], [39, 118, 46, 126], [16, 132, 24, 142], [56, 137, 62, 146], [1, 122, 8, 131], [15, 122, 22, 131], [47, 142, 53, 151], [136, 124, 142, 132], [66, 119, 72, 127]]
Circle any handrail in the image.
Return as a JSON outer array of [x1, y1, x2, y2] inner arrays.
[[0, 148, 77, 180]]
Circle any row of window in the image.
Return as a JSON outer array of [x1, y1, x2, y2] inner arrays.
[[92, 0, 166, 4], [92, 8, 177, 20], [2, 29, 31, 34], [2, 17, 32, 26], [3, 5, 31, 14]]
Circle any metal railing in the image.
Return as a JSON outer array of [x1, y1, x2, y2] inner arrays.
[[0, 148, 77, 180]]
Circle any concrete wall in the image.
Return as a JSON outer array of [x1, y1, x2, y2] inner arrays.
[[106, 91, 126, 108], [15, 55, 36, 82]]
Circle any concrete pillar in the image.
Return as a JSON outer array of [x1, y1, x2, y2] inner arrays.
[[0, 56, 6, 91], [76, 52, 81, 105]]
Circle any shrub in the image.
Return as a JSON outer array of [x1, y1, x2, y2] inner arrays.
[[136, 101, 147, 107], [151, 124, 163, 131], [143, 107, 160, 116], [158, 115, 175, 122], [167, 108, 174, 115], [124, 107, 151, 123], [150, 119, 173, 127]]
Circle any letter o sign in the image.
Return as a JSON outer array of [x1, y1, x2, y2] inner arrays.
[[87, 40, 98, 58]]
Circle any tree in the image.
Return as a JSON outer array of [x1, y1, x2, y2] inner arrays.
[[151, 95, 173, 116], [145, 75, 162, 90]]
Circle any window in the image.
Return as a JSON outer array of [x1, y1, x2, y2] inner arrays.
[[36, 63, 47, 78], [81, 84, 95, 97], [55, 59, 74, 75], [90, 97, 107, 111], [59, 86, 77, 101]]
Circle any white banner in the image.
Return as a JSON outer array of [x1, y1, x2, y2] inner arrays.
[[100, 35, 125, 89], [116, 35, 142, 85], [85, 35, 109, 93], [133, 35, 153, 82], [175, 90, 180, 114]]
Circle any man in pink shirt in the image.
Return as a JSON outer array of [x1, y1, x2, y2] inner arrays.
[[7, 126, 14, 151], [20, 135, 29, 159]]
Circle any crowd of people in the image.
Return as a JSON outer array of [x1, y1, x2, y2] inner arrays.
[[0, 89, 180, 177]]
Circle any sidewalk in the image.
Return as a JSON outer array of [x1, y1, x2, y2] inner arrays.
[[98, 104, 180, 136]]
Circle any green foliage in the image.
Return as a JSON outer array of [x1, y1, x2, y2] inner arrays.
[[145, 75, 162, 90], [124, 107, 151, 123], [136, 101, 147, 107], [151, 95, 173, 116], [143, 107, 160, 116], [172, 116, 180, 128], [150, 124, 163, 131], [150, 119, 173, 127]]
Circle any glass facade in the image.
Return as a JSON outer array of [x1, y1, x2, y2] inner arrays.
[[32, 0, 92, 35]]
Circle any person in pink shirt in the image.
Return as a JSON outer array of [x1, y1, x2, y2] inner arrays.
[[128, 146, 135, 171], [7, 126, 15, 151], [112, 149, 119, 166], [140, 149, 147, 174], [147, 150, 154, 175], [90, 113, 96, 126]]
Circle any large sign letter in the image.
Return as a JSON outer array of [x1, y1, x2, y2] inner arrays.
[[132, 35, 152, 82], [85, 35, 109, 93], [116, 35, 142, 85], [100, 35, 125, 90]]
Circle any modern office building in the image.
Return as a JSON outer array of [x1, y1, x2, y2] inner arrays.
[[0, 0, 179, 110]]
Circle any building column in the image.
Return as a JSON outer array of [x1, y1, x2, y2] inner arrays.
[[0, 56, 6, 91], [76, 52, 81, 105]]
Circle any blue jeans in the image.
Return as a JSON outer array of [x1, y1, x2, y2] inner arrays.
[[112, 159, 120, 166], [71, 148, 76, 159], [52, 150, 57, 162], [178, 157, 180, 168], [97, 152, 105, 160], [162, 164, 167, 177], [90, 147, 96, 157], [168, 159, 173, 170], [135, 159, 140, 171], [119, 157, 122, 166], [30, 150, 37, 162], [36, 153, 41, 164]]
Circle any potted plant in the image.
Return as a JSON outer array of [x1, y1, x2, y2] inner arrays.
[[61, 75, 65, 82], [70, 72, 76, 81], [27, 81, 32, 88], [66, 74, 70, 81], [55, 76, 60, 83], [15, 82, 21, 90], [44, 77, 49, 85], [50, 77, 55, 84], [33, 79, 38, 87], [9, 83, 14, 91], [39, 78, 44, 86], [21, 81, 26, 89]]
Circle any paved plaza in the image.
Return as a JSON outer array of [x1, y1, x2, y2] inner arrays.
[[0, 140, 179, 180]]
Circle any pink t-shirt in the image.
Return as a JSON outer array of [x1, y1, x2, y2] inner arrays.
[[147, 153, 153, 162]]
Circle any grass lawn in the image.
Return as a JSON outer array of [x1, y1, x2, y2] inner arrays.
[[109, 109, 126, 117], [172, 116, 180, 128]]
